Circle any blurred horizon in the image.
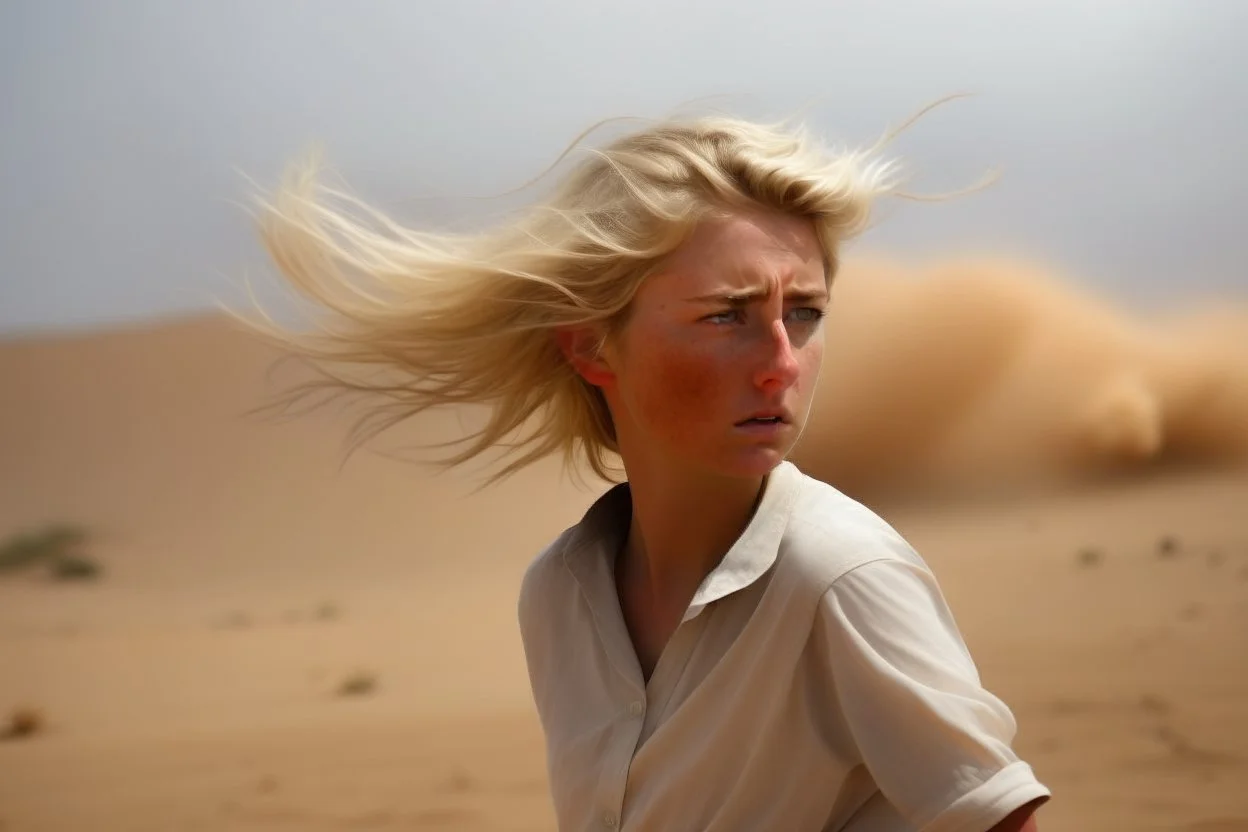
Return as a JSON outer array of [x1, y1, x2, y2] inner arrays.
[[2, 1, 1247, 339]]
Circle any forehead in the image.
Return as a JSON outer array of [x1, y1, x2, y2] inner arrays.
[[648, 210, 826, 296]]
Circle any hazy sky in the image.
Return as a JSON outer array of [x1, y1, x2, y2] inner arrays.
[[2, 1, 1245, 336]]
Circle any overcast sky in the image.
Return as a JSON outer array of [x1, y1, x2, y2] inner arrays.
[[2, 0, 1245, 337]]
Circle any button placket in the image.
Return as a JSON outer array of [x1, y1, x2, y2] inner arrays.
[[598, 689, 644, 832]]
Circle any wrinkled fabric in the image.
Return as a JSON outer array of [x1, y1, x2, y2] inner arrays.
[[518, 461, 1050, 831]]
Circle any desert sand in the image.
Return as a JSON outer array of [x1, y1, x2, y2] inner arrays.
[[1, 256, 1246, 831]]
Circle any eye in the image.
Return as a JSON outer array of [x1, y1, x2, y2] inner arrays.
[[702, 309, 743, 325], [787, 306, 826, 324]]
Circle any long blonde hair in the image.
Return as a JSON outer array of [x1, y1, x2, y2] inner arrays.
[[242, 110, 912, 484]]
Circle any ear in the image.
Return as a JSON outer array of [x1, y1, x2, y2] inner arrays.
[[554, 325, 616, 388]]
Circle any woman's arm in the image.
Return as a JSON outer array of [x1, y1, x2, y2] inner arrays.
[[813, 557, 1053, 830], [988, 797, 1046, 831]]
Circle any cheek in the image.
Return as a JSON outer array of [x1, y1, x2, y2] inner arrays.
[[799, 339, 825, 389], [655, 353, 720, 416], [630, 342, 726, 432]]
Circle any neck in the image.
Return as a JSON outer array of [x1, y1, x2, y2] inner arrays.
[[621, 463, 768, 602]]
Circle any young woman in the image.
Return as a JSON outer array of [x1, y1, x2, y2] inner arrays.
[[251, 112, 1051, 831]]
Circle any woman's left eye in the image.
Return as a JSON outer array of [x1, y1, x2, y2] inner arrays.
[[787, 306, 825, 323]]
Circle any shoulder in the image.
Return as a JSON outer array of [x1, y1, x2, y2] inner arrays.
[[518, 525, 577, 625], [778, 469, 969, 663], [777, 465, 928, 593], [520, 481, 629, 614], [516, 525, 582, 693], [775, 471, 1051, 828]]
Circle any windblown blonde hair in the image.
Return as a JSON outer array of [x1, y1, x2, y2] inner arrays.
[[244, 109, 919, 484]]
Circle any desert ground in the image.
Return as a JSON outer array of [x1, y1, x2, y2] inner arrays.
[[1, 257, 1246, 831]]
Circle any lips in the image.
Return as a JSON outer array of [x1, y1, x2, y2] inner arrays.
[[735, 411, 790, 426]]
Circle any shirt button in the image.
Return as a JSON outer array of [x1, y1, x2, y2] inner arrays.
[[604, 811, 619, 828], [628, 700, 644, 717]]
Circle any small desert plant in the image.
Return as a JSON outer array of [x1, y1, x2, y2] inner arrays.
[[0, 523, 101, 581], [50, 554, 101, 581], [1076, 547, 1103, 568], [2, 706, 45, 740], [337, 671, 378, 697]]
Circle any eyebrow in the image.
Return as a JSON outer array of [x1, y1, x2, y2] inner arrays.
[[686, 287, 829, 306]]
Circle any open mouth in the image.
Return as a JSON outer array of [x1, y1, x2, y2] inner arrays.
[[737, 415, 786, 427]]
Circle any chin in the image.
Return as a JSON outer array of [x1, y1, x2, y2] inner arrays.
[[715, 446, 791, 479]]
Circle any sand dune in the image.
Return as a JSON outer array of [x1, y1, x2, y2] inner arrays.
[[1, 256, 1247, 831], [0, 315, 595, 595]]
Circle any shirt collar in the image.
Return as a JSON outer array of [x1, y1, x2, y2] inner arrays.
[[562, 461, 804, 623]]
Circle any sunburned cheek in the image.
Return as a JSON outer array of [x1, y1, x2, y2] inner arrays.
[[643, 351, 726, 434]]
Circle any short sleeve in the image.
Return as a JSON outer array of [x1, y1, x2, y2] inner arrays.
[[816, 558, 1050, 832]]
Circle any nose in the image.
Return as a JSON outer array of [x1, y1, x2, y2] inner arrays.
[[753, 318, 801, 393]]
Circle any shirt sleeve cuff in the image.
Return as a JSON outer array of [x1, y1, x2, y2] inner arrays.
[[923, 760, 1052, 832]]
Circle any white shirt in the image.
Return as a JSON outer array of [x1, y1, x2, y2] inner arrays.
[[518, 460, 1050, 831]]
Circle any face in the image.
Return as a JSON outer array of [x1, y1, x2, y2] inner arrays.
[[565, 209, 828, 482]]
